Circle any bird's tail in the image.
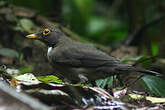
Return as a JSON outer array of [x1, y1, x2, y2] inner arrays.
[[126, 66, 163, 76], [118, 64, 161, 76], [137, 69, 161, 76]]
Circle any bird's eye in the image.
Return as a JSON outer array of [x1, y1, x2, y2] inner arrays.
[[43, 29, 50, 36]]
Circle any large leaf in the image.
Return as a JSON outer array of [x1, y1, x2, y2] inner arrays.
[[0, 48, 19, 58], [141, 75, 165, 97]]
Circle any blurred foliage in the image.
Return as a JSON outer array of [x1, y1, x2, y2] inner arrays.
[[95, 76, 114, 88], [8, 0, 164, 47], [121, 56, 152, 68], [63, 0, 94, 35], [151, 42, 159, 56], [19, 66, 34, 74], [141, 75, 165, 97], [8, 0, 48, 15], [19, 18, 36, 33], [0, 48, 19, 58], [8, 0, 42, 12], [121, 56, 165, 97], [62, 0, 128, 45]]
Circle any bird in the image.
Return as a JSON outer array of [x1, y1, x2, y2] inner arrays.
[[26, 27, 160, 83]]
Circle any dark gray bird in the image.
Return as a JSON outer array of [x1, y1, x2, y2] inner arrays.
[[26, 27, 160, 83]]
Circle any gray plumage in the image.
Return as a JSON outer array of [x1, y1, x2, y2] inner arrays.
[[26, 28, 160, 83]]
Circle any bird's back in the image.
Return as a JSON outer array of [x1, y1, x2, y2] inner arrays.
[[48, 37, 134, 82]]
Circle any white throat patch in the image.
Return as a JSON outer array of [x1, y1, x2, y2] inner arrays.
[[47, 47, 53, 55]]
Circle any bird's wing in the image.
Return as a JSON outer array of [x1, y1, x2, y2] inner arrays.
[[51, 44, 161, 77], [52, 45, 120, 67]]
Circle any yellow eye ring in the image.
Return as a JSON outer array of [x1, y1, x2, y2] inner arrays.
[[43, 29, 50, 36]]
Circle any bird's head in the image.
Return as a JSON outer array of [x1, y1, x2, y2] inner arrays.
[[26, 28, 63, 47]]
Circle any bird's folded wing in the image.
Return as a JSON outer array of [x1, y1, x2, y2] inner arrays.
[[51, 47, 120, 67]]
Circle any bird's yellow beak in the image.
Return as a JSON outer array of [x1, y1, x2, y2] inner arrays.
[[26, 34, 38, 39]]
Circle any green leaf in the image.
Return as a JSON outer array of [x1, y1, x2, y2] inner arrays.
[[20, 18, 35, 33], [37, 75, 62, 83], [95, 76, 113, 88], [141, 75, 165, 97], [0, 48, 19, 58]]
